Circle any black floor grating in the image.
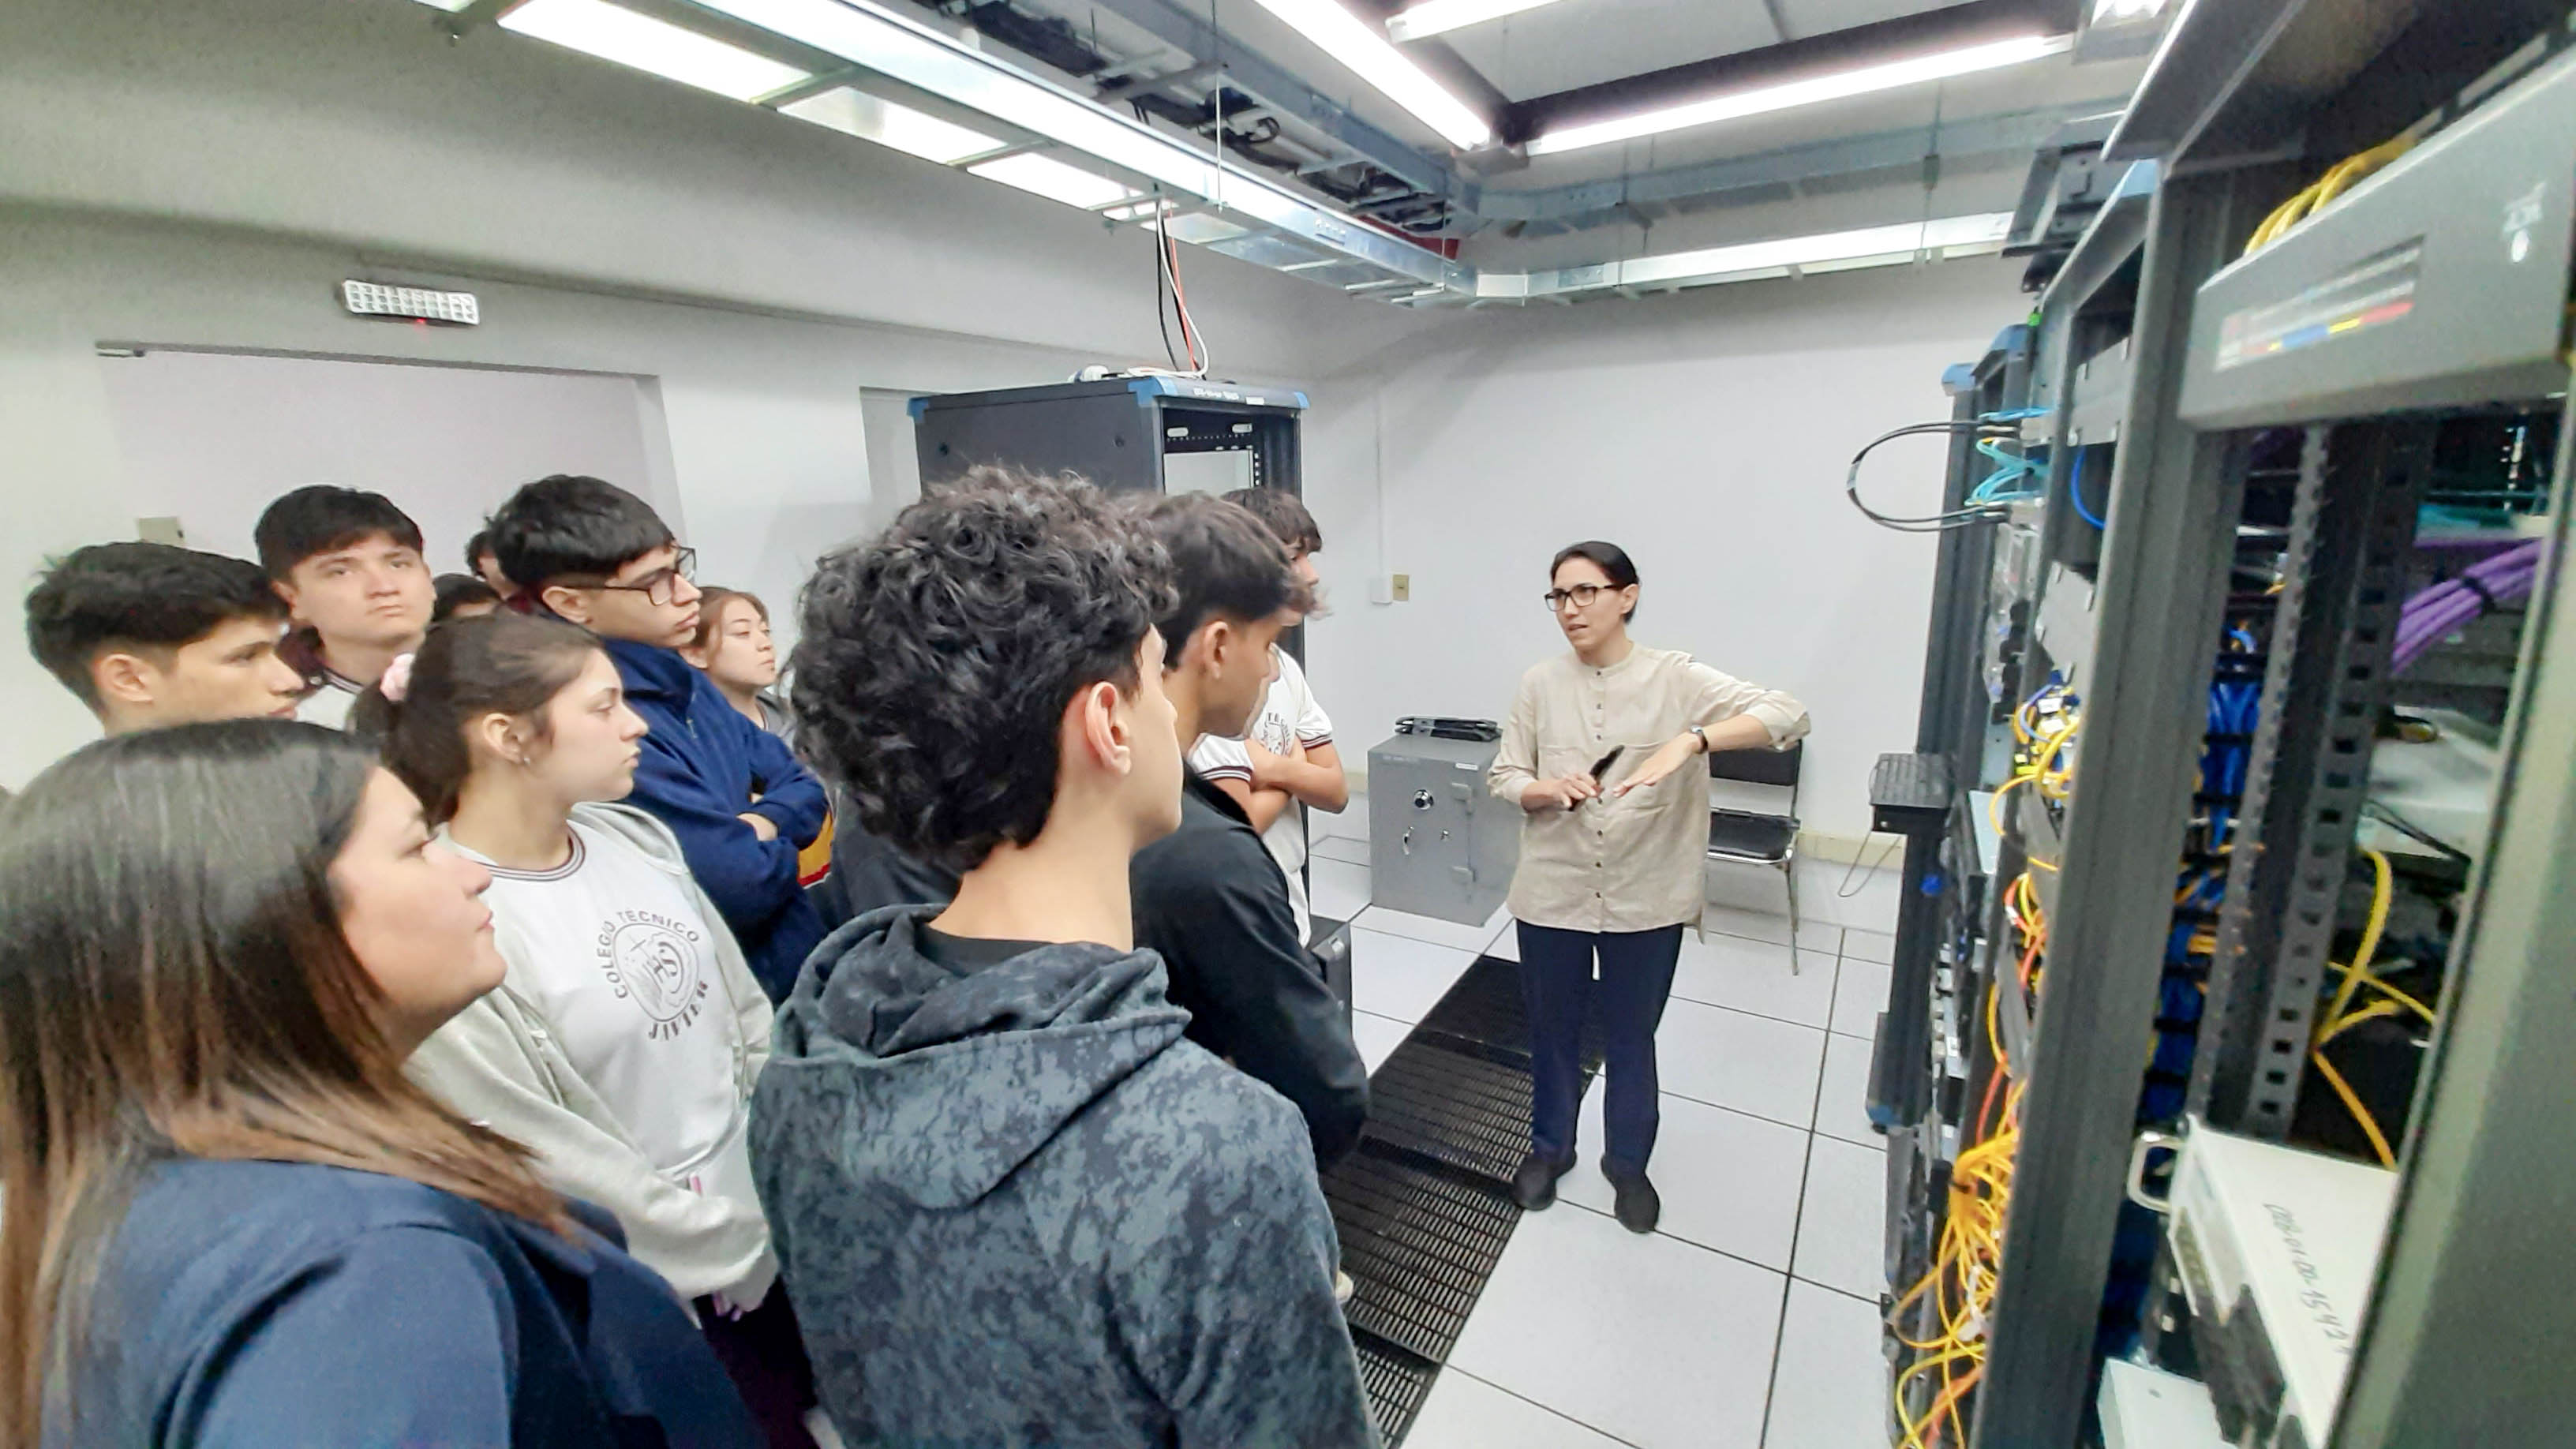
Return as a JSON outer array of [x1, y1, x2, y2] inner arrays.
[[1361, 1046, 1549, 1183], [1414, 955, 1608, 1067], [1351, 1339, 1434, 1440], [1331, 1151, 1524, 1361], [1324, 952, 1602, 1444], [1413, 956, 1535, 1052]]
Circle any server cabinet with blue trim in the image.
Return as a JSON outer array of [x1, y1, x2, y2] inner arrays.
[[911, 375, 1307, 496]]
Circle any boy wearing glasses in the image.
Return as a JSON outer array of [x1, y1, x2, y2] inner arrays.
[[487, 474, 829, 1001]]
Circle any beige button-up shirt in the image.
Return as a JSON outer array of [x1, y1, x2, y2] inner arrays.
[[1489, 645, 1810, 934]]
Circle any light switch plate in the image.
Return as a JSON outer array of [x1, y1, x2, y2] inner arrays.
[[1392, 573, 1411, 601]]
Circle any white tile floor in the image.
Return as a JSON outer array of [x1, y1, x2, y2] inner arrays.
[[1320, 826, 1901, 1449]]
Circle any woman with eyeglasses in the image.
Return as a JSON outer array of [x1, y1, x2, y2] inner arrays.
[[1489, 541, 1810, 1235], [0, 722, 759, 1447]]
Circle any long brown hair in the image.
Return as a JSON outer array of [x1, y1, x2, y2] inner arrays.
[[0, 721, 567, 1443], [687, 585, 767, 653], [359, 612, 604, 824]]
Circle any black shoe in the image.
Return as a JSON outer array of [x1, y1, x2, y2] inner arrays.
[[1511, 1151, 1574, 1211], [1606, 1164, 1661, 1234]]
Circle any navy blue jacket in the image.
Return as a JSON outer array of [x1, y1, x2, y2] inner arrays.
[[58, 1157, 760, 1448], [603, 634, 829, 1001]]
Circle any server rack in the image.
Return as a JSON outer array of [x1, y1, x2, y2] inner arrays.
[[910, 375, 1306, 495], [908, 371, 1316, 660], [1870, 323, 2027, 1132], [1869, 5, 2576, 1443]]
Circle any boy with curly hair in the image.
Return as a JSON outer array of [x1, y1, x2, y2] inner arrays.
[[757, 467, 1376, 1449]]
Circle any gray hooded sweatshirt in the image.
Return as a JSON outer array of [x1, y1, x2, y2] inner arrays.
[[751, 907, 1379, 1449]]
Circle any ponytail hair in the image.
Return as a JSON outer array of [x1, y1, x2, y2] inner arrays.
[[1550, 540, 1642, 622], [358, 613, 604, 823]]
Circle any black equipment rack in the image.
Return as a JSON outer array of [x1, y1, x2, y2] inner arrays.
[[910, 375, 1305, 495], [1867, 5, 2576, 1444]]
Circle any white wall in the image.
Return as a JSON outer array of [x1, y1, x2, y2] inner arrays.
[[0, 0, 1447, 788], [0, 208, 1293, 788], [0, 0, 2038, 823], [0, 0, 1436, 381], [98, 351, 668, 571], [859, 389, 927, 538], [1300, 259, 2032, 841], [0, 208, 2034, 811]]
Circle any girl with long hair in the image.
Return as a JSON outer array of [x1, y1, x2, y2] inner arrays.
[[680, 586, 791, 739], [0, 721, 757, 1446], [678, 586, 839, 918], [366, 612, 816, 1448]]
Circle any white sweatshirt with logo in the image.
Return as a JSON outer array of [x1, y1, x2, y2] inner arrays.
[[407, 803, 776, 1307]]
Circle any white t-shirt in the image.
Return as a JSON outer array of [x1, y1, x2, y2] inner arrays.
[[294, 670, 361, 730], [1189, 648, 1335, 943], [453, 819, 764, 1230]]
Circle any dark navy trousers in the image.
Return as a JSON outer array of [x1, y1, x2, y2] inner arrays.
[[1516, 919, 1686, 1181]]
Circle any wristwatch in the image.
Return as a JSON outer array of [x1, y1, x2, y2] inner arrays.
[[1690, 725, 1711, 754]]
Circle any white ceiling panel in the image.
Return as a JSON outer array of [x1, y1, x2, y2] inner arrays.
[[1775, 0, 1978, 43], [1436, 0, 1782, 101]]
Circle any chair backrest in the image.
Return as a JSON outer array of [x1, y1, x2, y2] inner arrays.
[[1709, 739, 1802, 788]]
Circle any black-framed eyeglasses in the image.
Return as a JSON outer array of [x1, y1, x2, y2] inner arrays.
[[582, 547, 698, 608], [1543, 582, 1613, 612]]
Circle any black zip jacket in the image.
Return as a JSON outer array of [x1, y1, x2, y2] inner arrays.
[[1132, 769, 1371, 1163]]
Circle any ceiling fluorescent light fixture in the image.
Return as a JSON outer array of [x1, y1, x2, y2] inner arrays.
[[1607, 212, 2009, 286], [968, 153, 1137, 209], [2091, 0, 2172, 21], [501, 0, 810, 101], [1241, 0, 1494, 149], [698, 0, 1451, 284], [1477, 212, 2012, 297], [1385, 0, 1565, 43], [781, 89, 1001, 163], [1529, 33, 2073, 155], [1158, 212, 1253, 244], [710, 0, 1219, 194], [1623, 212, 2012, 286]]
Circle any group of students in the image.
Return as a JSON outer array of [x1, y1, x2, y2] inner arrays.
[[3, 466, 1385, 1447]]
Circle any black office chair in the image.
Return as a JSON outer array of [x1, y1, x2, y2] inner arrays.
[[1707, 740, 1804, 972]]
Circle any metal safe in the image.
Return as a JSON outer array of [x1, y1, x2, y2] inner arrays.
[[1367, 733, 1518, 926]]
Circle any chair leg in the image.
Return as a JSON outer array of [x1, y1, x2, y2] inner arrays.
[[1782, 857, 1801, 975]]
